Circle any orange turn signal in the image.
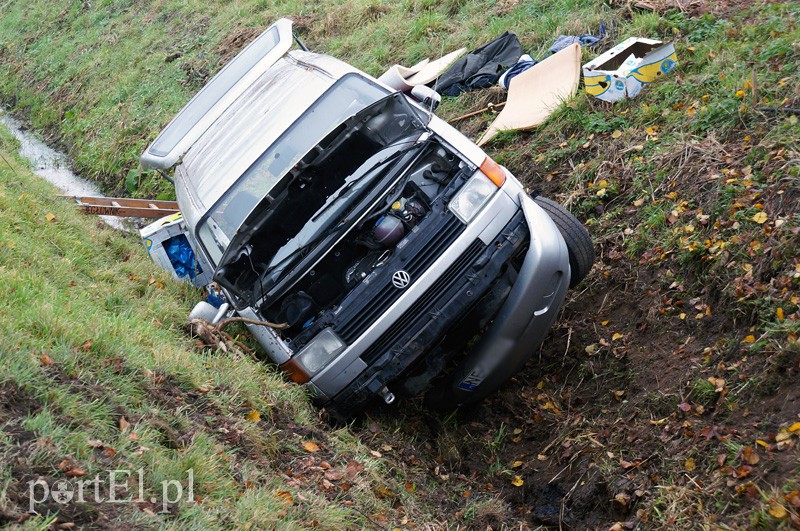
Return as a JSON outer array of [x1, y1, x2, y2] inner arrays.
[[480, 156, 507, 187], [279, 359, 311, 384]]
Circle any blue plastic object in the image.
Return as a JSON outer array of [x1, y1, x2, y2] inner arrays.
[[164, 234, 200, 279]]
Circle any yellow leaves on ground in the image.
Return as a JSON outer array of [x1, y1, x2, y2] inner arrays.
[[751, 211, 768, 224], [768, 503, 788, 519], [742, 335, 756, 344], [303, 441, 321, 453], [685, 458, 697, 471], [45, 212, 56, 222], [788, 422, 800, 433], [776, 307, 784, 322], [511, 476, 524, 487], [611, 332, 624, 341], [611, 130, 622, 139], [246, 409, 261, 422]]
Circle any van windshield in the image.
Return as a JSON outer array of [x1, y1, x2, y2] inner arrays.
[[197, 74, 388, 264]]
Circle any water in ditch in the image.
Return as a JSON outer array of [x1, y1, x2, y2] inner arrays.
[[0, 110, 128, 229]]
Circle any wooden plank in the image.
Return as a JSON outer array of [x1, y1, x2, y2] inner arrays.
[[73, 204, 180, 219], [61, 195, 180, 218]]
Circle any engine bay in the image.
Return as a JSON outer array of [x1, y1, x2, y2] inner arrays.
[[210, 92, 471, 339], [262, 141, 465, 338]]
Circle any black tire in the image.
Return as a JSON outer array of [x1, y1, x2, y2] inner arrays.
[[533, 196, 594, 287]]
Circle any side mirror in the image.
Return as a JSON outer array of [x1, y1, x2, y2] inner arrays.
[[410, 85, 441, 113]]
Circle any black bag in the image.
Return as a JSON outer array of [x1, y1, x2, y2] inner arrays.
[[434, 32, 523, 96]]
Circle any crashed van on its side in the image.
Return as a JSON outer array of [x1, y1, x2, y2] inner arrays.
[[141, 19, 594, 418]]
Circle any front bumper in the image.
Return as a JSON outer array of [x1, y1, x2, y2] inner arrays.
[[321, 192, 570, 414], [425, 193, 570, 410]]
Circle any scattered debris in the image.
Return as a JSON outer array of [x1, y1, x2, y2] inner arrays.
[[378, 48, 466, 91], [478, 43, 581, 145], [435, 32, 523, 96], [583, 37, 677, 102], [64, 195, 179, 218], [140, 213, 214, 287]]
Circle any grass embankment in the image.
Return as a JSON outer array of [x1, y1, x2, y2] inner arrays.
[[1, 0, 799, 528], [0, 127, 447, 527]]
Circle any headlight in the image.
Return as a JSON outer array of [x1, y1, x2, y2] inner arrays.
[[295, 328, 346, 375], [449, 172, 498, 223]]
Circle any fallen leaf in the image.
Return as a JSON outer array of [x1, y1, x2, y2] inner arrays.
[[324, 469, 344, 482], [612, 390, 626, 401], [769, 503, 788, 519], [375, 487, 397, 499], [345, 460, 363, 479], [708, 376, 726, 393], [685, 458, 696, 471], [512, 476, 524, 487], [303, 441, 321, 453], [789, 422, 800, 433], [276, 490, 294, 506], [246, 410, 261, 423], [102, 446, 117, 458], [742, 446, 759, 465], [751, 212, 768, 224], [678, 402, 692, 413], [45, 213, 56, 222], [40, 353, 55, 366], [86, 439, 105, 448], [785, 490, 800, 508], [611, 332, 624, 341], [512, 461, 523, 468], [777, 308, 785, 322], [119, 417, 131, 433], [742, 335, 756, 344], [65, 467, 88, 477]]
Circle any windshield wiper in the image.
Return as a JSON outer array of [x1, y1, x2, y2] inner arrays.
[[310, 140, 424, 224]]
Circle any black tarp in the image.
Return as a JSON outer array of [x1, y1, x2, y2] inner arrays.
[[433, 32, 523, 96]]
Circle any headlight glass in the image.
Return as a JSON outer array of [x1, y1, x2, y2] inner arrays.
[[448, 172, 498, 223], [296, 328, 346, 374]]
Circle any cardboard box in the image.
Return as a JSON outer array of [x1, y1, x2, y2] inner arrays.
[[583, 37, 677, 102], [140, 213, 213, 287]]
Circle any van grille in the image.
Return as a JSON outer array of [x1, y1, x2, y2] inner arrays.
[[334, 213, 464, 343]]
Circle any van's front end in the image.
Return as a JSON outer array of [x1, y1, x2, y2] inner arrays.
[[142, 18, 581, 417]]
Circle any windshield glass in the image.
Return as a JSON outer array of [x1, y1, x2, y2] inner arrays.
[[197, 74, 388, 264]]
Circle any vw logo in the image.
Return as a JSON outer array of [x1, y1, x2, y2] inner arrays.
[[392, 270, 411, 289]]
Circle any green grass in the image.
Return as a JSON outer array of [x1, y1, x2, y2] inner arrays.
[[0, 125, 445, 527], [1, 0, 799, 528]]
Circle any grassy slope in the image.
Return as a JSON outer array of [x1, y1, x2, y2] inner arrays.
[[0, 128, 450, 528], [1, 0, 799, 528]]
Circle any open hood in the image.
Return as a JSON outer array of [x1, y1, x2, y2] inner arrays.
[[140, 18, 294, 170]]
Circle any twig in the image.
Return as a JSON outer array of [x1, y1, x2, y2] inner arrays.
[[562, 327, 573, 368], [0, 152, 18, 176], [449, 101, 506, 123], [214, 316, 289, 330], [757, 106, 800, 115]]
